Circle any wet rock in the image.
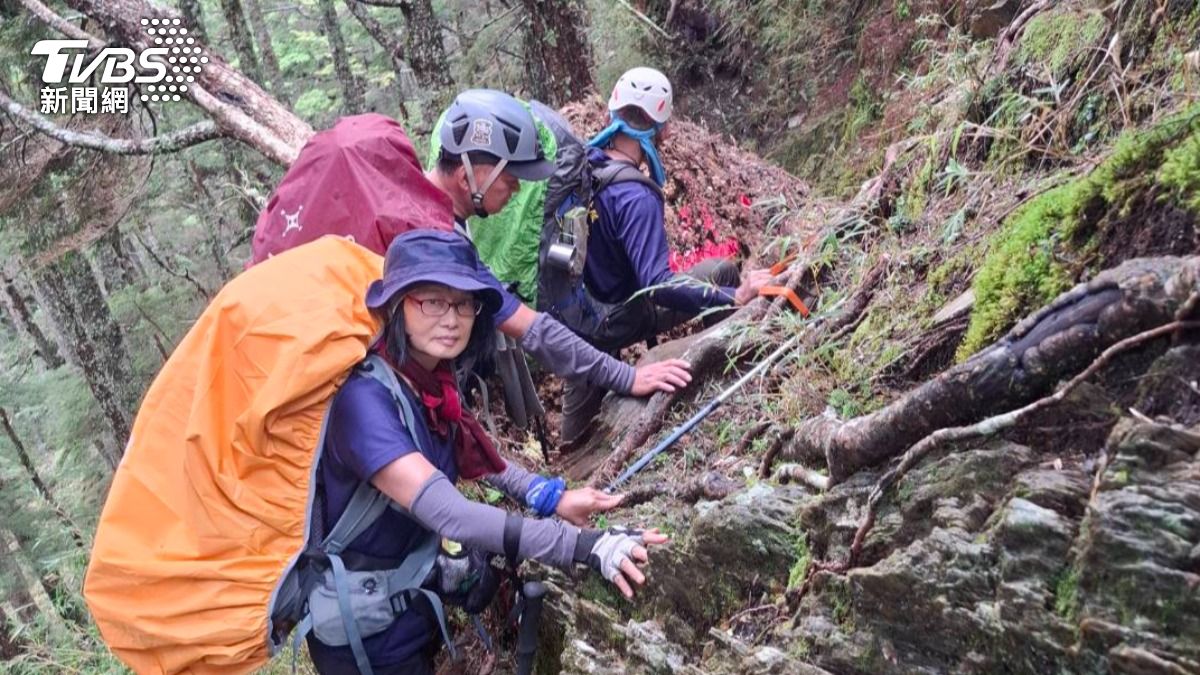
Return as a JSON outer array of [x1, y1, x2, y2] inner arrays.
[[967, 0, 1021, 39], [1072, 421, 1200, 671], [648, 484, 805, 630]]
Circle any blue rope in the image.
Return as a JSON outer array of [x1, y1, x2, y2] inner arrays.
[[587, 114, 667, 187]]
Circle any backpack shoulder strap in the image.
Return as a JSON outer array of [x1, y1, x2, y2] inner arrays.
[[592, 161, 663, 200], [314, 354, 455, 671], [319, 353, 422, 555]]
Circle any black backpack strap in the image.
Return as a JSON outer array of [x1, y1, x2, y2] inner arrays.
[[592, 161, 663, 200]]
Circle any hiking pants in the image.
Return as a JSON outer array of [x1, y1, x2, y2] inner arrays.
[[560, 258, 740, 444]]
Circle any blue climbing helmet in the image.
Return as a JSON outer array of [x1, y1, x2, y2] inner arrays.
[[439, 90, 555, 216]]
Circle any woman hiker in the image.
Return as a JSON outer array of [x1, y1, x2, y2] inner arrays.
[[307, 229, 667, 674]]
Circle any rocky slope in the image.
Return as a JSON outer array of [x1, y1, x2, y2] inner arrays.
[[518, 1, 1200, 673]]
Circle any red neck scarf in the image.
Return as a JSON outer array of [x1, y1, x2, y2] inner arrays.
[[395, 355, 506, 481]]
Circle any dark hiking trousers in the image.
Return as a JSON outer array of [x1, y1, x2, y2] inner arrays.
[[560, 257, 740, 444]]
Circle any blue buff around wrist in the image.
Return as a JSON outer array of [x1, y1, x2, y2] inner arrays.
[[525, 476, 567, 517]]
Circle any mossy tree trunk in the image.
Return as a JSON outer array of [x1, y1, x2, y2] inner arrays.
[[243, 0, 288, 104], [0, 272, 64, 369], [399, 0, 452, 134], [316, 0, 364, 113], [520, 0, 595, 105], [30, 249, 138, 448], [217, 0, 264, 85]]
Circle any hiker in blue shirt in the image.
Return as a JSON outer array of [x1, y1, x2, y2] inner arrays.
[[308, 230, 667, 675], [560, 68, 772, 443]]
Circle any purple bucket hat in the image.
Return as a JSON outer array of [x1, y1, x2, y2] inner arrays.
[[365, 230, 503, 314]]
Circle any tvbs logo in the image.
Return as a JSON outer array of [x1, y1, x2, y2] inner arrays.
[[33, 40, 168, 85], [32, 18, 206, 106]]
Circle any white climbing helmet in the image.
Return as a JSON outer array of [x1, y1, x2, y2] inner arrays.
[[607, 67, 673, 125]]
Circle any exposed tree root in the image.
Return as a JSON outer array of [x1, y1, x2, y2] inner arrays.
[[772, 463, 830, 490], [778, 257, 1200, 486], [735, 421, 773, 457], [843, 317, 1200, 569], [618, 471, 742, 508]]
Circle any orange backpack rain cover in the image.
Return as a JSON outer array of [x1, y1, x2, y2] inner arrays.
[[85, 237, 383, 673]]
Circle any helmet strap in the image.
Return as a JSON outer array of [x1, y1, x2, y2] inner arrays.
[[460, 153, 509, 219]]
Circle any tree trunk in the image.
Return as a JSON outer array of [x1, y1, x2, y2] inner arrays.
[[217, 0, 264, 85], [62, 0, 314, 165], [399, 0, 453, 134], [243, 0, 288, 104], [177, 0, 209, 44], [0, 527, 70, 640], [0, 272, 64, 368], [31, 253, 138, 449], [343, 0, 411, 120], [316, 0, 364, 114], [88, 226, 137, 294], [0, 408, 85, 546], [520, 0, 595, 106]]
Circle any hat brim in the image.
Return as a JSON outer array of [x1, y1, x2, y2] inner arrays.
[[505, 158, 556, 181], [366, 270, 503, 315]]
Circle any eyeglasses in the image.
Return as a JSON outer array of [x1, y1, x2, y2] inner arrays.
[[405, 295, 483, 318]]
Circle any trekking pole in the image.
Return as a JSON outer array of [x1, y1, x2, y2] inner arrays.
[[515, 580, 547, 675], [607, 310, 834, 491]]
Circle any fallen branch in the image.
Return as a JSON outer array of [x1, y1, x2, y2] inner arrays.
[[618, 471, 741, 508], [757, 426, 795, 479], [842, 318, 1200, 570], [734, 421, 772, 457], [0, 88, 223, 155], [15, 0, 104, 47]]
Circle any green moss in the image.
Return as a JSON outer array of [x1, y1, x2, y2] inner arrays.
[[1054, 565, 1081, 621], [956, 184, 1078, 357], [1015, 9, 1108, 79], [1159, 126, 1200, 213], [828, 580, 856, 632], [843, 74, 883, 146], [787, 532, 811, 590], [959, 103, 1200, 358], [579, 574, 625, 610], [788, 635, 812, 659]]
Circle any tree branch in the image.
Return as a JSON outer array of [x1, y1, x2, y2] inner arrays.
[[618, 471, 741, 508], [0, 408, 86, 547], [0, 88, 223, 155], [59, 0, 314, 165], [353, 0, 410, 7], [781, 257, 1200, 485], [131, 230, 212, 300], [15, 0, 105, 47]]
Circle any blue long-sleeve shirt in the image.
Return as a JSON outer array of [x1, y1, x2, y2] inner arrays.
[[584, 148, 736, 314]]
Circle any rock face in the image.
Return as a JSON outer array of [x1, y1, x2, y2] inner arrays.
[[541, 345, 1200, 674]]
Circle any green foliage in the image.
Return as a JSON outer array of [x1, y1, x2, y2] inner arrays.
[[786, 532, 810, 590], [294, 87, 339, 120], [1052, 564, 1081, 620], [1015, 8, 1108, 79], [1159, 126, 1200, 213], [956, 183, 1077, 358], [843, 74, 882, 145], [959, 103, 1200, 358]]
